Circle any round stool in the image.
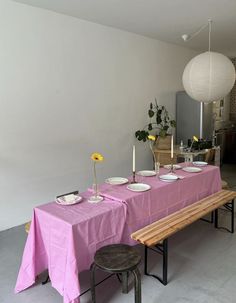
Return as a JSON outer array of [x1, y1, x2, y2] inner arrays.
[[90, 244, 141, 303]]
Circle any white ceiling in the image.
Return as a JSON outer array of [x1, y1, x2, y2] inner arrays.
[[14, 0, 236, 57]]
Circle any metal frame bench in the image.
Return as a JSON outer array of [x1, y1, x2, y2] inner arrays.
[[131, 189, 236, 286]]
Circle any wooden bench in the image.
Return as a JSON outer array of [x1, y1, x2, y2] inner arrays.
[[131, 190, 236, 286]]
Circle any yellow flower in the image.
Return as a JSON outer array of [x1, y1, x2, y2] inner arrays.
[[91, 152, 104, 162], [148, 135, 156, 141], [193, 136, 198, 142]]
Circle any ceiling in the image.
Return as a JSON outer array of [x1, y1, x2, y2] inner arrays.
[[14, 0, 236, 57]]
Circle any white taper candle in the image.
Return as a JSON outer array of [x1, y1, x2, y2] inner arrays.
[[171, 135, 174, 159], [132, 145, 136, 172]]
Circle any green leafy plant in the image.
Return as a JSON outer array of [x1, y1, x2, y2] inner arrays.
[[135, 99, 176, 142]]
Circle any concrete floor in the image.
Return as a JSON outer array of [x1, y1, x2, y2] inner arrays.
[[1, 164, 236, 303]]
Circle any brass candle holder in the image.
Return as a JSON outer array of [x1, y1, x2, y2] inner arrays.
[[131, 171, 137, 183], [169, 159, 175, 174]]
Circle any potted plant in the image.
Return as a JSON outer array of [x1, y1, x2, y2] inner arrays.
[[135, 99, 176, 149]]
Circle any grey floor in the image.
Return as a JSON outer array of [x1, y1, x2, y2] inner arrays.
[[1, 164, 236, 303]]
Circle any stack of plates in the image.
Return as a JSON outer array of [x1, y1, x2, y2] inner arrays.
[[182, 167, 202, 173], [192, 161, 208, 167], [105, 177, 129, 185], [163, 164, 182, 170], [136, 170, 156, 177], [159, 174, 178, 182]]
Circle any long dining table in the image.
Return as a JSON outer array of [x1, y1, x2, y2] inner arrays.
[[15, 164, 222, 303]]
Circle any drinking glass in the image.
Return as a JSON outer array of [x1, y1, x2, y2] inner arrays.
[[155, 161, 160, 175]]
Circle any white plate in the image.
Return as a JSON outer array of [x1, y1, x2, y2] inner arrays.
[[105, 177, 129, 185], [163, 164, 182, 170], [136, 170, 156, 177], [182, 167, 202, 173], [56, 195, 82, 205], [192, 161, 208, 167], [127, 183, 151, 192], [159, 174, 178, 182]]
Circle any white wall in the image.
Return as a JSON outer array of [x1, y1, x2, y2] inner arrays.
[[0, 0, 197, 231]]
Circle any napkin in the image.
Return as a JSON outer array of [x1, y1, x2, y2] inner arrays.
[[64, 194, 77, 203]]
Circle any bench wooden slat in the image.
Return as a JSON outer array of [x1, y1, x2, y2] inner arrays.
[[132, 190, 232, 239], [134, 200, 215, 241], [131, 190, 230, 241], [133, 190, 236, 246], [131, 190, 236, 247]]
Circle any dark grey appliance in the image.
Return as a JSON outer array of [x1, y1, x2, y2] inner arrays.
[[176, 91, 213, 145]]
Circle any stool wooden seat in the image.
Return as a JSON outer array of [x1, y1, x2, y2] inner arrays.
[[90, 244, 141, 303]]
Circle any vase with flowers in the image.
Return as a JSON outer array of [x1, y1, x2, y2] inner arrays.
[[147, 135, 160, 174], [88, 152, 104, 203]]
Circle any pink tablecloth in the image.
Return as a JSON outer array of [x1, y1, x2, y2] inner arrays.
[[15, 164, 221, 303], [15, 192, 127, 303], [98, 165, 221, 243]]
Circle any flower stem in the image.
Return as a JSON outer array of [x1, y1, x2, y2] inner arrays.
[[149, 141, 157, 163], [93, 162, 98, 197]]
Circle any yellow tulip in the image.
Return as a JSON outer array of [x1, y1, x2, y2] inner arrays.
[[193, 136, 198, 142], [148, 135, 156, 141], [91, 152, 104, 162]]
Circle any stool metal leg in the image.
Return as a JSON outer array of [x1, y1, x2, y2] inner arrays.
[[90, 263, 97, 303], [122, 272, 129, 294], [42, 274, 50, 285], [132, 267, 141, 303]]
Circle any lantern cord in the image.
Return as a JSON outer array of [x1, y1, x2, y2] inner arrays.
[[208, 19, 212, 52], [182, 18, 212, 50]]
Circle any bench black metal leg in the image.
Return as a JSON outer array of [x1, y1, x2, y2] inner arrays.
[[144, 245, 148, 276], [144, 238, 168, 285], [231, 199, 234, 234], [201, 211, 214, 224], [214, 209, 218, 229], [211, 211, 214, 223], [162, 239, 168, 285], [214, 199, 234, 233]]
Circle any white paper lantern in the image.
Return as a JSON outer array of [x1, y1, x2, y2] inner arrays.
[[182, 51, 235, 103]]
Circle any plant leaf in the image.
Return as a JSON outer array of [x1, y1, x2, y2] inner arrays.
[[156, 115, 162, 124], [170, 120, 176, 128], [148, 109, 154, 118]]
